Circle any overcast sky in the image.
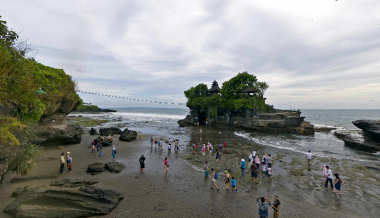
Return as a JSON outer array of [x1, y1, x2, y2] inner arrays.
[[1, 0, 380, 109]]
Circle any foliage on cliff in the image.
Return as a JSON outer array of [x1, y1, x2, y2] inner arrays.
[[184, 72, 273, 114], [0, 15, 81, 178]]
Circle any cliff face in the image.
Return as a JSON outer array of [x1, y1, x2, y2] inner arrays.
[[178, 109, 314, 135]]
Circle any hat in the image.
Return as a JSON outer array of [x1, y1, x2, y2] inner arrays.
[[241, 158, 245, 161]]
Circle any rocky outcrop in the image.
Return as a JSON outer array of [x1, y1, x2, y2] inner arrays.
[[179, 110, 314, 135], [119, 128, 138, 141], [32, 123, 82, 145], [4, 180, 123, 218], [334, 130, 380, 152], [353, 120, 380, 141], [50, 178, 98, 188], [99, 127, 121, 136], [87, 162, 106, 175]]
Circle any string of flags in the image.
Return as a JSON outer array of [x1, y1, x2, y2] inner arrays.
[[77, 90, 185, 106]]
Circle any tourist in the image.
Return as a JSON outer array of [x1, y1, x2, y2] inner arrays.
[[262, 162, 267, 174], [112, 145, 117, 160], [216, 150, 220, 161], [306, 150, 312, 170], [209, 143, 213, 153], [240, 158, 246, 176], [98, 143, 103, 157], [164, 157, 169, 176], [91, 142, 96, 153], [174, 144, 179, 153], [257, 197, 271, 218], [252, 150, 256, 158], [325, 166, 333, 190], [59, 152, 65, 173], [67, 153, 72, 171], [139, 154, 146, 173], [224, 169, 231, 191], [255, 155, 261, 169], [204, 161, 209, 178], [231, 176, 237, 192], [202, 144, 206, 156], [333, 173, 343, 193], [251, 164, 258, 183], [150, 136, 153, 147], [219, 143, 223, 152], [262, 154, 267, 166], [207, 142, 210, 152], [223, 141, 227, 148], [267, 167, 272, 177], [210, 168, 220, 192], [248, 153, 253, 169], [168, 143, 172, 153], [322, 164, 328, 178], [65, 152, 70, 170], [272, 196, 281, 218], [267, 154, 272, 168]]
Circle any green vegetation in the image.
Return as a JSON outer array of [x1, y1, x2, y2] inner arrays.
[[0, 15, 81, 177], [184, 72, 273, 119]]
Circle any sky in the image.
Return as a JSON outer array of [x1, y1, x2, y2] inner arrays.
[[1, 0, 380, 109]]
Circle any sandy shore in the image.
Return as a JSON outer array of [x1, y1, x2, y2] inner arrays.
[[0, 126, 379, 218]]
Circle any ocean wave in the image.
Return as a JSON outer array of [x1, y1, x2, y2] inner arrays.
[[113, 112, 185, 120], [234, 131, 379, 163]]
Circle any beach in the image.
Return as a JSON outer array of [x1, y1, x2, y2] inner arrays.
[[1, 119, 379, 218]]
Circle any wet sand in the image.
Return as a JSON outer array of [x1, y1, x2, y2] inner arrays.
[[0, 127, 379, 218]]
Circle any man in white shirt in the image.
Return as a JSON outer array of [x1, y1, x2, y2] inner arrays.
[[324, 166, 334, 190]]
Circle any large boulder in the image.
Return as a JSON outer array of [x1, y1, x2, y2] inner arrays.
[[335, 130, 380, 152], [105, 162, 125, 173], [119, 128, 137, 142], [87, 162, 106, 175], [32, 123, 82, 145], [353, 120, 380, 141], [178, 115, 194, 127], [4, 184, 123, 218], [99, 127, 121, 136]]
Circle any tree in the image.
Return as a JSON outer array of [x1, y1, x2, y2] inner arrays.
[[221, 72, 268, 99]]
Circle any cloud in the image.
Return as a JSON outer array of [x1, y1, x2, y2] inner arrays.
[[1, 0, 380, 109]]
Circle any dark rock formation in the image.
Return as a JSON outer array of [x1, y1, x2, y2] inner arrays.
[[105, 162, 125, 173], [353, 120, 380, 141], [89, 128, 97, 135], [334, 130, 380, 152], [50, 178, 98, 188], [119, 128, 138, 141], [87, 162, 106, 175], [99, 127, 121, 136], [4, 183, 123, 218], [31, 123, 82, 146], [314, 126, 337, 132], [179, 110, 314, 135]]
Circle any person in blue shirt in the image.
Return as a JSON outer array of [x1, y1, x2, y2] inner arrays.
[[231, 176, 237, 192], [257, 197, 271, 218], [240, 158, 246, 176]]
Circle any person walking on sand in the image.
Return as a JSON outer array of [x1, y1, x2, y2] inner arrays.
[[224, 169, 231, 191], [210, 168, 220, 192], [240, 158, 246, 176], [202, 144, 206, 156], [272, 196, 281, 218], [231, 176, 237, 192], [59, 152, 65, 173], [252, 150, 256, 158], [204, 161, 209, 178], [251, 164, 258, 183], [215, 150, 220, 161], [257, 197, 271, 218], [325, 166, 333, 190], [67, 153, 72, 171], [255, 155, 260, 169], [164, 157, 169, 176], [98, 143, 103, 157], [112, 145, 117, 160], [65, 152, 70, 170], [267, 154, 272, 168], [139, 154, 146, 173], [333, 173, 343, 193], [248, 153, 253, 169]]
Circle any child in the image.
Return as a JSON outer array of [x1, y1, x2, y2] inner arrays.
[[333, 173, 343, 193], [231, 176, 237, 192], [112, 145, 117, 160]]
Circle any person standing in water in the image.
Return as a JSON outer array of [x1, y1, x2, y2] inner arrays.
[[231, 176, 237, 192], [210, 168, 220, 192], [306, 150, 312, 170], [66, 153, 72, 171], [272, 196, 281, 218], [59, 152, 65, 173], [255, 154, 261, 169], [112, 145, 117, 160], [267, 154, 272, 168], [325, 166, 334, 190], [251, 164, 258, 183], [215, 150, 220, 161], [257, 197, 271, 218], [224, 169, 231, 191], [139, 154, 146, 173], [163, 157, 169, 176], [204, 161, 209, 178]]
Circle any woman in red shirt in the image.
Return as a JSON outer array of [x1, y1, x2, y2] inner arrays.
[[164, 157, 169, 176]]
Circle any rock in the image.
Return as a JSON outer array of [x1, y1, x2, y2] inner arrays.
[[87, 162, 106, 175], [119, 128, 137, 142], [31, 122, 82, 146], [353, 120, 380, 141], [295, 121, 315, 135], [334, 130, 380, 152], [314, 126, 337, 132], [105, 162, 125, 173], [50, 178, 98, 187], [178, 115, 194, 127], [4, 185, 123, 218], [99, 127, 121, 136]]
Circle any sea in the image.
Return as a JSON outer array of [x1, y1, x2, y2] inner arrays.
[[71, 108, 380, 163]]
